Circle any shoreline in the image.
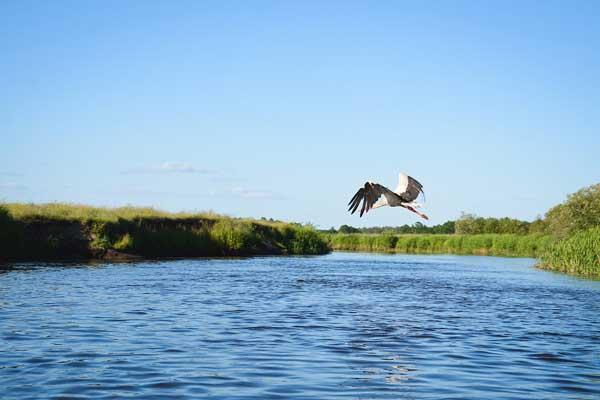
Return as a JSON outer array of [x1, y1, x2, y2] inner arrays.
[[325, 232, 552, 258], [0, 204, 330, 262], [325, 232, 599, 279], [1, 203, 597, 279]]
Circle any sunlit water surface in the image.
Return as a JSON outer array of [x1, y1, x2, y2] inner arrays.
[[1, 253, 599, 399]]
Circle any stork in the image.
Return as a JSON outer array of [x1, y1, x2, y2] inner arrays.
[[348, 172, 429, 220]]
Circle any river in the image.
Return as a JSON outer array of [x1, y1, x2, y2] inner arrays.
[[1, 252, 599, 399]]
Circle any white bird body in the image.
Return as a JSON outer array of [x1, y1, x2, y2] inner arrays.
[[348, 172, 429, 220]]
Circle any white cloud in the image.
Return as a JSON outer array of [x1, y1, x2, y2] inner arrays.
[[109, 185, 218, 199], [122, 162, 215, 175], [110, 185, 170, 196], [0, 182, 28, 191], [230, 187, 282, 199], [0, 171, 23, 177]]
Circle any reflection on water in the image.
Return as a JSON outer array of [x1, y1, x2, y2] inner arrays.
[[1, 253, 599, 399]]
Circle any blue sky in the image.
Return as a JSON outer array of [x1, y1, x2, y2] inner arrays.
[[1, 1, 599, 228]]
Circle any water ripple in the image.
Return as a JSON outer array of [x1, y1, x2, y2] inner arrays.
[[1, 253, 600, 399]]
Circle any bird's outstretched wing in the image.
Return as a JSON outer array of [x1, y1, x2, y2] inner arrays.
[[348, 182, 400, 217], [395, 173, 425, 203]]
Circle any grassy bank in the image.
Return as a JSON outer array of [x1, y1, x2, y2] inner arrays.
[[328, 231, 599, 277], [539, 227, 600, 278], [327, 233, 554, 258], [0, 203, 330, 260]]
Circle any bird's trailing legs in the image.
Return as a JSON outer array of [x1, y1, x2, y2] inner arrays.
[[404, 205, 429, 220]]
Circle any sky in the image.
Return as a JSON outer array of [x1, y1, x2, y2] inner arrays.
[[1, 1, 599, 229]]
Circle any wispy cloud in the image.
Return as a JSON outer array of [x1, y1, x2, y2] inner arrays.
[[514, 195, 540, 202], [0, 171, 23, 177], [0, 182, 29, 191], [110, 185, 216, 198], [110, 185, 171, 196], [231, 187, 283, 200], [122, 162, 215, 175]]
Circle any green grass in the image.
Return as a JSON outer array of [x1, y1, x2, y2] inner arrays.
[[2, 202, 220, 222], [329, 231, 600, 278], [539, 227, 600, 277], [3, 202, 597, 277], [327, 233, 553, 258], [0, 203, 330, 260]]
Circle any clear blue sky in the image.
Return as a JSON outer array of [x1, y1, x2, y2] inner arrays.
[[2, 1, 599, 228]]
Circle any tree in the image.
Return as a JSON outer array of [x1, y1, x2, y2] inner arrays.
[[431, 220, 455, 234], [544, 183, 600, 237], [455, 214, 530, 234], [528, 216, 547, 234], [338, 224, 360, 234], [455, 213, 481, 234]]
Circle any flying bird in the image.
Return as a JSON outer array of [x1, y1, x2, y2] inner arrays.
[[348, 173, 429, 220]]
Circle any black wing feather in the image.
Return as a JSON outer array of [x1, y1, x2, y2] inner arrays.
[[348, 190, 362, 214], [347, 189, 362, 208], [348, 182, 399, 217]]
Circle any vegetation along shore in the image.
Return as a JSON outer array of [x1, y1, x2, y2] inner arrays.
[[326, 184, 600, 278], [0, 184, 597, 278], [327, 233, 553, 258], [0, 203, 329, 261]]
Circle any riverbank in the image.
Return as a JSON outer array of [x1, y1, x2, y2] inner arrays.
[[1, 203, 597, 278], [0, 203, 330, 261], [327, 233, 553, 257], [326, 232, 599, 278]]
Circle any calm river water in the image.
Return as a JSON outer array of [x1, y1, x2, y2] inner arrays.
[[1, 253, 599, 399]]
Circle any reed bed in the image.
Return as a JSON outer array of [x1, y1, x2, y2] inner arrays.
[[539, 227, 600, 277], [327, 233, 553, 258]]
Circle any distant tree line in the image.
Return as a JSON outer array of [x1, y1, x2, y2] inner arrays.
[[328, 216, 542, 236], [326, 183, 600, 237], [326, 220, 456, 235], [456, 184, 600, 237], [454, 214, 538, 235]]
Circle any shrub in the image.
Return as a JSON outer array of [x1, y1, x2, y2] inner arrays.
[[544, 184, 600, 237], [290, 227, 330, 254], [374, 232, 397, 251], [211, 220, 257, 254], [113, 233, 134, 251]]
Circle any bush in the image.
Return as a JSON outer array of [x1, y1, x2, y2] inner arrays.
[[544, 184, 600, 237], [113, 233, 134, 251], [290, 227, 330, 254], [374, 232, 397, 251], [211, 220, 257, 254]]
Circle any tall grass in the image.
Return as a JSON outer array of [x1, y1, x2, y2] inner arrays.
[[0, 203, 330, 260], [328, 233, 553, 258], [539, 227, 600, 277], [2, 202, 219, 222]]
